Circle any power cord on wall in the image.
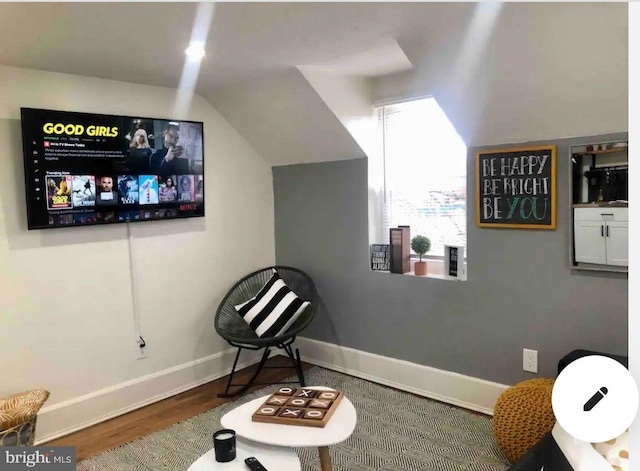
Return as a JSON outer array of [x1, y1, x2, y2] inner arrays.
[[127, 223, 147, 357]]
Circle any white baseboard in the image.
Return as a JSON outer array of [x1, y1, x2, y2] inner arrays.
[[296, 337, 508, 415], [35, 339, 509, 444], [35, 348, 267, 444]]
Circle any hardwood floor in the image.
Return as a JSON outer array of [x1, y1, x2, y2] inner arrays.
[[43, 355, 314, 462]]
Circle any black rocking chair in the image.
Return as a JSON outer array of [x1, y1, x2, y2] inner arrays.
[[214, 266, 318, 398]]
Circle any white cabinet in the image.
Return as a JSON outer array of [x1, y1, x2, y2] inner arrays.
[[605, 221, 629, 266], [574, 208, 628, 267], [574, 219, 607, 264]]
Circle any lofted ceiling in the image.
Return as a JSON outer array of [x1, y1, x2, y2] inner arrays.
[[206, 69, 368, 166], [0, 2, 473, 91], [0, 2, 628, 166]]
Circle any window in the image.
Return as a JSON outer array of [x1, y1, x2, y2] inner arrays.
[[371, 97, 467, 258]]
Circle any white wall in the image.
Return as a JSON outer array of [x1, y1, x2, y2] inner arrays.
[[295, 68, 386, 245], [297, 67, 378, 160], [206, 69, 367, 167], [371, 3, 628, 147], [0, 65, 275, 440]]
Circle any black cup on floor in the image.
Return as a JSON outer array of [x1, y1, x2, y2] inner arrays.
[[213, 429, 236, 462]]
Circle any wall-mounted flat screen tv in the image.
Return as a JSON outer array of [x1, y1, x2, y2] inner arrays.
[[21, 108, 205, 230]]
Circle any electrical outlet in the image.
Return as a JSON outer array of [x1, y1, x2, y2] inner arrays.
[[138, 346, 148, 360], [523, 348, 538, 373], [137, 341, 148, 360]]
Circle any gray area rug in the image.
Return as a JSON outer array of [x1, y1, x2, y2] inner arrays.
[[78, 367, 510, 470]]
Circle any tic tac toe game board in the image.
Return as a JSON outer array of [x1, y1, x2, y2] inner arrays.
[[251, 387, 343, 428]]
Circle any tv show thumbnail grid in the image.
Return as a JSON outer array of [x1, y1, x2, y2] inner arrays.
[[47, 208, 182, 227], [45, 174, 204, 210]]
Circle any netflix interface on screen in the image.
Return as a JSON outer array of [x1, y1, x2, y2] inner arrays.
[[21, 108, 205, 230]]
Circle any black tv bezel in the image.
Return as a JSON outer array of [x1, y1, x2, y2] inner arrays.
[[20, 107, 206, 230]]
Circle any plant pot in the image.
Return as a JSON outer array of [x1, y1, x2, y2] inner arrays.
[[414, 261, 427, 276]]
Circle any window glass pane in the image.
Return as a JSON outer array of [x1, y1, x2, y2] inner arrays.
[[380, 98, 467, 257]]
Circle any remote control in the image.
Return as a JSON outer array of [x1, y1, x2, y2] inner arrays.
[[245, 456, 268, 471]]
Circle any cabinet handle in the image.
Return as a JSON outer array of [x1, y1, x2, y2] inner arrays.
[[601, 225, 604, 237], [606, 226, 609, 237], [601, 213, 614, 216]]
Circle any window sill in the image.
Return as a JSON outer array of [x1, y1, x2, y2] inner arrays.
[[371, 259, 467, 281]]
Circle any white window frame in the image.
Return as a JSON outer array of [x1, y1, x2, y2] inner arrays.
[[369, 96, 467, 262]]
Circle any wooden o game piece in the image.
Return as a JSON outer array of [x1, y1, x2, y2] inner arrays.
[[276, 387, 295, 396], [303, 409, 326, 420], [255, 406, 280, 416], [318, 391, 338, 400], [287, 398, 310, 407]]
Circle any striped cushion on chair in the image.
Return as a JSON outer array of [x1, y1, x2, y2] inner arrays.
[[234, 269, 310, 338]]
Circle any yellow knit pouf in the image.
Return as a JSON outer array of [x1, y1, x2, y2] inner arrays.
[[492, 378, 556, 463]]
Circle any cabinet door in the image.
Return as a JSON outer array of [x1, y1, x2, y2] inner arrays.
[[605, 221, 628, 266], [574, 220, 606, 264]]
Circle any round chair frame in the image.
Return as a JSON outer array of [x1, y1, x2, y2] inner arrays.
[[214, 266, 318, 398]]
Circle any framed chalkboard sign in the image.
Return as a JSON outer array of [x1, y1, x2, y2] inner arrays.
[[476, 145, 556, 229], [370, 244, 391, 271]]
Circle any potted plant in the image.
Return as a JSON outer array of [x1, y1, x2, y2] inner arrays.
[[411, 235, 431, 276]]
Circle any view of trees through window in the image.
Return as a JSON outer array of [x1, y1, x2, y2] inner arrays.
[[379, 97, 467, 257]]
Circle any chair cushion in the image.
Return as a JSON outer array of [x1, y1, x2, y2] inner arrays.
[[592, 429, 629, 471], [0, 389, 50, 432], [234, 269, 310, 338]]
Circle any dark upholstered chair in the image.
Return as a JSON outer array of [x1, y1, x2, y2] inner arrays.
[[214, 266, 318, 398], [557, 348, 627, 375]]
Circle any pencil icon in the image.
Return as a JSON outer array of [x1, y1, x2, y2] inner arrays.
[[583, 387, 608, 411]]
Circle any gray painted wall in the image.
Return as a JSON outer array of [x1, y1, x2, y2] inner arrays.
[[273, 133, 628, 386]]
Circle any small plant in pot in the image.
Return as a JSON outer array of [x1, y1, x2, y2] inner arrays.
[[411, 235, 431, 276]]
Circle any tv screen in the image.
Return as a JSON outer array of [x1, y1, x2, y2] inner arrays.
[[20, 108, 205, 230]]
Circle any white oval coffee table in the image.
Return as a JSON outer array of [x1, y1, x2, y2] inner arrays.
[[187, 437, 300, 470], [221, 386, 356, 471]]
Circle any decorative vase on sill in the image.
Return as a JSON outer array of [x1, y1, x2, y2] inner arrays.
[[411, 235, 431, 276]]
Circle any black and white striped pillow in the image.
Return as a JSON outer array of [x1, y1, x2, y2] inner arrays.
[[234, 270, 310, 338]]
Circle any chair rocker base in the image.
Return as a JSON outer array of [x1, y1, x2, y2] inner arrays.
[[218, 340, 306, 398]]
